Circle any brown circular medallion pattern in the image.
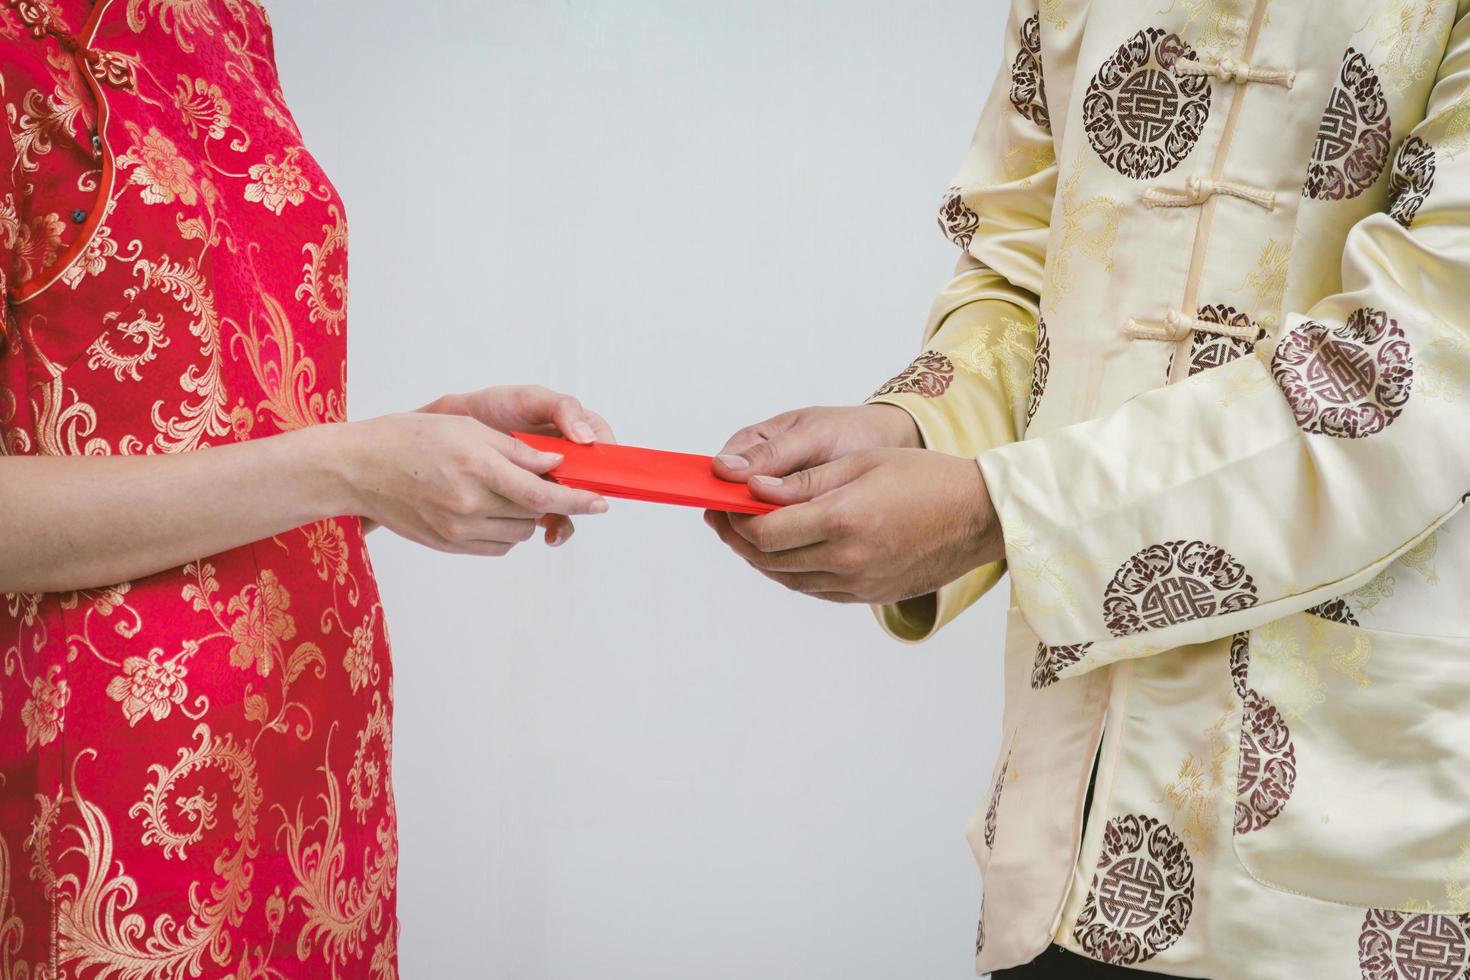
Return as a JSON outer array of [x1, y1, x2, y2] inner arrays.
[[1103, 541, 1258, 637], [1031, 640, 1092, 689], [1271, 307, 1413, 439], [1084, 28, 1211, 180], [1234, 688, 1297, 834], [1074, 814, 1195, 965], [1010, 13, 1050, 130], [871, 351, 955, 400], [1027, 317, 1050, 426], [1360, 909, 1470, 980], [1304, 49, 1392, 201], [1229, 632, 1250, 700], [938, 186, 979, 251], [982, 752, 1010, 850], [1388, 135, 1437, 228], [1307, 597, 1360, 626], [1166, 305, 1262, 380]]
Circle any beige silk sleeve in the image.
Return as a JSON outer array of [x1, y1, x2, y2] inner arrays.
[[979, 9, 1470, 677], [865, 0, 1058, 642]]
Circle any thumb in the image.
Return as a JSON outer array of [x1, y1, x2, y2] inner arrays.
[[716, 427, 830, 483], [748, 453, 870, 505], [489, 430, 565, 475]]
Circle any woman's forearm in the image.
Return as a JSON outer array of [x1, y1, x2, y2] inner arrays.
[[0, 423, 356, 594]]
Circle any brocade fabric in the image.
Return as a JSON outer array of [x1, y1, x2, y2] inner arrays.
[[0, 1, 397, 976], [868, 1, 1470, 978]]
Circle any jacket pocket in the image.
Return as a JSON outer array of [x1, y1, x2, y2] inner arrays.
[[1232, 611, 1470, 912]]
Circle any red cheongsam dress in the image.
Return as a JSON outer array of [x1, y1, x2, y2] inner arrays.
[[0, 1, 398, 976]]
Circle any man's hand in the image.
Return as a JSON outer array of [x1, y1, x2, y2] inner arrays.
[[710, 405, 922, 484], [704, 448, 1003, 604]]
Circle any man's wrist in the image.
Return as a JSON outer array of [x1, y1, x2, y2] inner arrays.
[[863, 403, 924, 449], [964, 458, 1005, 568]]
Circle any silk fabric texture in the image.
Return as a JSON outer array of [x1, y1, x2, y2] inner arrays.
[[867, 1, 1470, 978], [0, 1, 396, 976]]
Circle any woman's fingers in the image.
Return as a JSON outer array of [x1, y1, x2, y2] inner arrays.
[[582, 411, 617, 445], [485, 452, 608, 516], [539, 514, 575, 546], [484, 429, 565, 475]]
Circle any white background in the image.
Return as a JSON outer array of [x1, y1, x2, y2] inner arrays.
[[271, 2, 1011, 977]]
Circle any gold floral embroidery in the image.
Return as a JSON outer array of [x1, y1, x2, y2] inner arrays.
[[62, 223, 145, 290], [949, 314, 1036, 397], [86, 310, 171, 382], [173, 74, 233, 141], [1040, 0, 1067, 30], [21, 664, 68, 748], [13, 86, 89, 175], [305, 521, 350, 587], [1361, 0, 1442, 95], [275, 728, 398, 971], [0, 817, 31, 978], [1235, 239, 1291, 330], [1249, 618, 1372, 721], [347, 692, 390, 824], [297, 204, 348, 335], [1043, 159, 1120, 301], [245, 146, 312, 215], [343, 606, 383, 696], [1419, 333, 1470, 401], [118, 122, 200, 206], [228, 292, 345, 432], [227, 569, 295, 677], [105, 650, 190, 725], [55, 741, 257, 976], [1160, 0, 1246, 55], [127, 0, 222, 53], [127, 254, 232, 452], [14, 211, 64, 282], [1159, 710, 1232, 853]]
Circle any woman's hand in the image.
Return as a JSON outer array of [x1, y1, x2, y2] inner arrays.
[[420, 385, 616, 544], [340, 413, 608, 557]]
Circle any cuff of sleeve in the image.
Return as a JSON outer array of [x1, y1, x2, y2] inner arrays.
[[862, 299, 1035, 643]]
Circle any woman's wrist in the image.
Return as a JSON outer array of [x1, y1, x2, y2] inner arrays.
[[295, 421, 374, 521], [418, 391, 467, 415]]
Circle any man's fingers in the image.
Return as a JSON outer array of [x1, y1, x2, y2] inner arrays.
[[727, 507, 829, 553], [760, 569, 862, 600], [711, 412, 804, 481], [748, 454, 871, 505]]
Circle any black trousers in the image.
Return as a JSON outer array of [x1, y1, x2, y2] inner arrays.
[[994, 944, 1193, 978]]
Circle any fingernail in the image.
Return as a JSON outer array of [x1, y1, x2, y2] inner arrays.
[[589, 498, 609, 514], [539, 452, 564, 465], [718, 454, 749, 470], [752, 475, 782, 487], [548, 529, 566, 547], [571, 420, 596, 443]]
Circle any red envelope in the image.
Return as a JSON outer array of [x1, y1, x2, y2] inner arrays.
[[512, 433, 781, 515]]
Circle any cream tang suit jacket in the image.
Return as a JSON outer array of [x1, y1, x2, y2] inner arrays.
[[866, 0, 1470, 977]]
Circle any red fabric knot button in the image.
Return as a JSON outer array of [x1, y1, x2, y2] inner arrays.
[[7, 0, 57, 37], [83, 48, 137, 91]]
